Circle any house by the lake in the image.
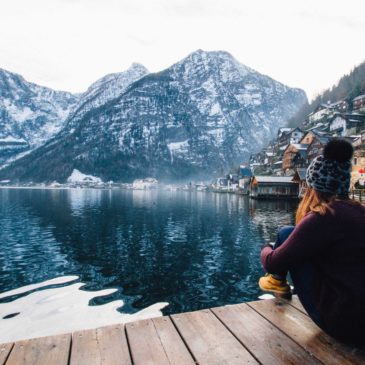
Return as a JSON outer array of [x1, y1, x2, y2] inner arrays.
[[282, 144, 308, 175], [249, 176, 299, 199], [292, 168, 308, 198], [306, 135, 330, 162], [238, 166, 253, 194]]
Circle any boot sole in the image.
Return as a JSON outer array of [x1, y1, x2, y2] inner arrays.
[[258, 283, 291, 295]]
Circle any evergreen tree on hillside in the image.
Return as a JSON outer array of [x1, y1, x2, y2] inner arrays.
[[288, 60, 365, 127]]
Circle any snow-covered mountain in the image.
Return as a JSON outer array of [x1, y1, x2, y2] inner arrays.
[[0, 64, 149, 167], [0, 50, 307, 182], [0, 68, 79, 165], [62, 63, 149, 134]]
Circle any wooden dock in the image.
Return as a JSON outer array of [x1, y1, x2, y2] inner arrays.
[[1, 296, 364, 365]]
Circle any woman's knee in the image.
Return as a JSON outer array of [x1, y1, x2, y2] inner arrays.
[[276, 225, 295, 245]]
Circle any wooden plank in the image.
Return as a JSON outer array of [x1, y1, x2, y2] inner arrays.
[[249, 298, 365, 365], [289, 295, 307, 314], [126, 318, 174, 365], [5, 334, 70, 365], [70, 324, 131, 365], [171, 309, 259, 365], [0, 343, 13, 365], [212, 303, 321, 365], [151, 316, 195, 365]]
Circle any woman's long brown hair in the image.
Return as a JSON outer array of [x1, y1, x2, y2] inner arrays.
[[295, 188, 335, 224], [296, 188, 361, 224]]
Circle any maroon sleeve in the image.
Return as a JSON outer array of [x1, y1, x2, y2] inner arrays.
[[260, 212, 333, 273]]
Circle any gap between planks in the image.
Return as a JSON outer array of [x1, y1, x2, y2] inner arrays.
[[0, 343, 13, 365], [247, 298, 365, 365], [209, 302, 322, 365]]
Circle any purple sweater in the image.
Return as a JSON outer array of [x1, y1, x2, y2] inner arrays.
[[261, 200, 365, 344]]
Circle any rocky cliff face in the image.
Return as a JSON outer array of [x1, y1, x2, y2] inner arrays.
[[0, 50, 307, 182], [0, 68, 79, 166], [0, 64, 149, 168], [62, 63, 149, 134]]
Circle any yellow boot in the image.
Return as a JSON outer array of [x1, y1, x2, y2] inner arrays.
[[259, 273, 291, 295]]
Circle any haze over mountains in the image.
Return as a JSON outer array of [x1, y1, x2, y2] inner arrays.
[[0, 50, 307, 182]]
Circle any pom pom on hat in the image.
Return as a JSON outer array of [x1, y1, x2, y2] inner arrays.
[[323, 138, 353, 162]]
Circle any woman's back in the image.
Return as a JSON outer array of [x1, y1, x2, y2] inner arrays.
[[314, 200, 365, 344]]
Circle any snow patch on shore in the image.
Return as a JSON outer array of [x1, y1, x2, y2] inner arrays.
[[67, 169, 103, 183]]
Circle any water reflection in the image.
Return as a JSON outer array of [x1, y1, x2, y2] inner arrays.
[[0, 276, 167, 343], [68, 188, 104, 216], [0, 189, 297, 315]]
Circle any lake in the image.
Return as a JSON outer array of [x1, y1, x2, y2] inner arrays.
[[0, 188, 297, 316]]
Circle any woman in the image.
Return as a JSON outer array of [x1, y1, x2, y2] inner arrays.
[[259, 138, 365, 345]]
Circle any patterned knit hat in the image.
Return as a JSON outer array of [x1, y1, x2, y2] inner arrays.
[[306, 139, 353, 197]]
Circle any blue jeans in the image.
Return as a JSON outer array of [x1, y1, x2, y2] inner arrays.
[[274, 226, 324, 328]]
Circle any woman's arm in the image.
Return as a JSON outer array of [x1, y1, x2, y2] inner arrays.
[[261, 212, 335, 273]]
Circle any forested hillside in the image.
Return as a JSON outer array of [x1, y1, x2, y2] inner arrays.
[[288, 60, 365, 127]]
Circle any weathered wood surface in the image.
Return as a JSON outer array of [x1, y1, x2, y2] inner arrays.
[[212, 303, 321, 365], [0, 344, 13, 365], [248, 298, 365, 365], [289, 294, 307, 313], [70, 324, 131, 365], [5, 334, 70, 365], [171, 309, 258, 364], [126, 316, 195, 365], [2, 296, 365, 365]]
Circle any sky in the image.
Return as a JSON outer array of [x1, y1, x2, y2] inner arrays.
[[0, 0, 364, 101]]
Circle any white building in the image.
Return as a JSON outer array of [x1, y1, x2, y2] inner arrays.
[[132, 178, 158, 190], [329, 115, 347, 136]]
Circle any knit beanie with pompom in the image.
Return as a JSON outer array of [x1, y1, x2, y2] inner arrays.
[[306, 138, 353, 197]]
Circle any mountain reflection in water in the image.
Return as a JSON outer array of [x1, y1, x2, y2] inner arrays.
[[0, 188, 297, 316]]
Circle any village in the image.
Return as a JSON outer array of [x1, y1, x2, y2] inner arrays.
[[213, 93, 365, 200], [1, 94, 364, 201]]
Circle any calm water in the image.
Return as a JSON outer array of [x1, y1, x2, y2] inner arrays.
[[0, 188, 297, 315]]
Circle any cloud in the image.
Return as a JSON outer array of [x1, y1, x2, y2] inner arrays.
[[297, 10, 365, 30], [0, 0, 364, 99]]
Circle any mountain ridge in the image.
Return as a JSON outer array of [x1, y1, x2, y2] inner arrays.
[[0, 68, 79, 166], [0, 50, 307, 182]]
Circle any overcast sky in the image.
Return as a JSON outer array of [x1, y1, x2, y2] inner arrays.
[[1, 0, 364, 100]]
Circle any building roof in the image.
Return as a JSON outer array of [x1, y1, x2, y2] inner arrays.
[[278, 128, 291, 133], [318, 136, 330, 144], [283, 143, 308, 154], [310, 103, 330, 114], [344, 113, 365, 121], [291, 144, 308, 150], [296, 168, 307, 180], [254, 176, 296, 184], [353, 94, 365, 101], [328, 113, 347, 123], [331, 99, 347, 106], [305, 124, 327, 132], [349, 119, 365, 123], [302, 130, 330, 143]]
